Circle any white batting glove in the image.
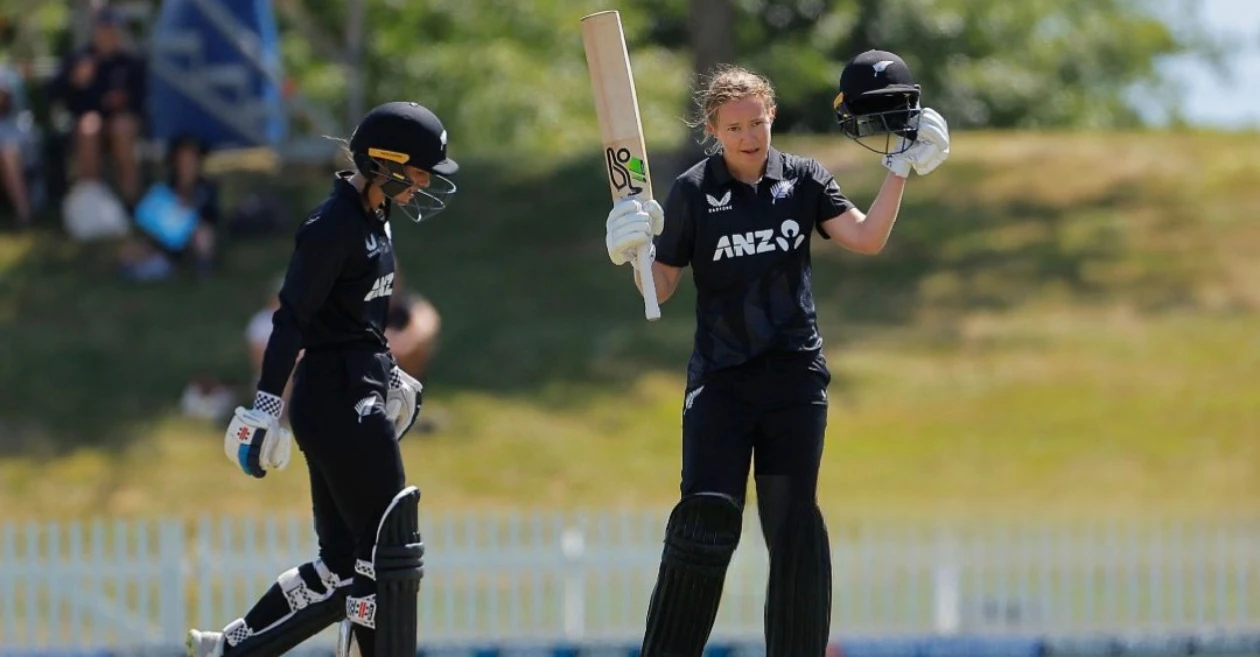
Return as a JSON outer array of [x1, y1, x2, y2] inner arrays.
[[882, 136, 915, 178], [605, 197, 663, 266], [882, 108, 951, 178], [909, 107, 950, 176], [386, 366, 423, 441], [224, 391, 292, 478]]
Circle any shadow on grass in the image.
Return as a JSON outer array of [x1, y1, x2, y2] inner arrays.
[[0, 147, 1201, 456]]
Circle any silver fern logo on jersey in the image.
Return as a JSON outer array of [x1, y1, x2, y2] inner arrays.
[[354, 394, 381, 423], [684, 386, 705, 412], [770, 178, 796, 202]]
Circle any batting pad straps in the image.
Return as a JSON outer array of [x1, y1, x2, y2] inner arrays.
[[220, 587, 348, 657], [224, 618, 253, 648], [346, 593, 377, 629], [277, 559, 345, 612], [640, 492, 743, 657]]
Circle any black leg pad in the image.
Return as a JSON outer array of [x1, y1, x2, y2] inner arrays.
[[639, 492, 744, 657], [764, 502, 832, 657], [373, 486, 425, 657]]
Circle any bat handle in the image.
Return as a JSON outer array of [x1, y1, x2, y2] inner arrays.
[[635, 244, 660, 321]]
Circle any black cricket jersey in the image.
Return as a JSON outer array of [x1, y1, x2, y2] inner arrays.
[[257, 173, 397, 397], [654, 147, 856, 387]]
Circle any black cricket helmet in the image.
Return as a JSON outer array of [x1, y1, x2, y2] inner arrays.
[[349, 101, 458, 222], [834, 50, 922, 155]]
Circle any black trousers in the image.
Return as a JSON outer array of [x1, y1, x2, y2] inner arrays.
[[229, 349, 404, 657], [680, 359, 828, 547], [289, 348, 405, 585]]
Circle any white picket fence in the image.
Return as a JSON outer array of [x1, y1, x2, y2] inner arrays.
[[1, 510, 1258, 651]]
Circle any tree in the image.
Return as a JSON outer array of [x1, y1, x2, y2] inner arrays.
[[275, 0, 1221, 158]]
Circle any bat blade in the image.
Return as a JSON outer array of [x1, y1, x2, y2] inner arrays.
[[581, 10, 661, 321]]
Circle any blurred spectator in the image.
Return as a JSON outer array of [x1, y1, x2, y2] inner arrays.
[[47, 6, 145, 208], [0, 62, 35, 227], [179, 375, 236, 423], [118, 134, 220, 281], [386, 287, 442, 380]]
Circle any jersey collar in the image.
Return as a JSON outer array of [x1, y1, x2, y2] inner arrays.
[[707, 146, 786, 187], [335, 171, 390, 222]]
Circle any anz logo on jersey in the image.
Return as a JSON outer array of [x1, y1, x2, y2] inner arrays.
[[712, 219, 806, 261], [364, 272, 395, 302]]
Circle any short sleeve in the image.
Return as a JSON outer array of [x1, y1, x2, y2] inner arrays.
[[653, 179, 695, 267], [809, 160, 855, 239]]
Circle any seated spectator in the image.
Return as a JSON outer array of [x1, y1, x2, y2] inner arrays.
[[377, 265, 442, 382], [46, 7, 145, 208], [386, 288, 442, 381], [118, 134, 220, 281], [0, 62, 34, 227]]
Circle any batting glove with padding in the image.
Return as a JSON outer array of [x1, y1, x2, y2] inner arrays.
[[224, 391, 292, 478], [386, 366, 423, 441], [605, 197, 663, 266], [882, 107, 951, 178]]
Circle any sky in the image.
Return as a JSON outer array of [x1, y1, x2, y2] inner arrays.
[[1154, 0, 1260, 128]]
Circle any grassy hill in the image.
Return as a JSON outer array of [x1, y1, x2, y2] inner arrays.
[[1, 130, 1257, 522]]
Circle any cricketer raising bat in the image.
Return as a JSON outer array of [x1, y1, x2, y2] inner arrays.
[[581, 9, 661, 321]]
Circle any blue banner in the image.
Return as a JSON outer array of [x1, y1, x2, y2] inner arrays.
[[146, 0, 286, 149]]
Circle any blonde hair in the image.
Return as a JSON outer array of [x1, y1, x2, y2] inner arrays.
[[324, 135, 355, 168], [686, 65, 778, 154]]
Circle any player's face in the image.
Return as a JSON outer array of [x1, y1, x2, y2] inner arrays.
[[390, 166, 432, 203], [711, 95, 774, 173]]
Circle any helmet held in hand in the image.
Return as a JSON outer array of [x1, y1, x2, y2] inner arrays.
[[834, 50, 922, 155]]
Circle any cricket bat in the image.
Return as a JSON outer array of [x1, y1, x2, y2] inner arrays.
[[581, 10, 661, 321]]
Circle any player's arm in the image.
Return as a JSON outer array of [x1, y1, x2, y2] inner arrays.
[[225, 215, 350, 479], [818, 172, 906, 256], [820, 108, 951, 255], [633, 260, 684, 304], [637, 181, 692, 302], [257, 216, 351, 402]]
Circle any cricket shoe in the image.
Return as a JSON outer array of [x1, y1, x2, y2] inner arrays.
[[186, 628, 225, 657]]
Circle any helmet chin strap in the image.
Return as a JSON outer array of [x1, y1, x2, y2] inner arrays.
[[351, 174, 392, 221], [373, 197, 392, 222]]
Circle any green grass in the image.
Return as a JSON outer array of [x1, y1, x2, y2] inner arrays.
[[1, 130, 1258, 522]]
